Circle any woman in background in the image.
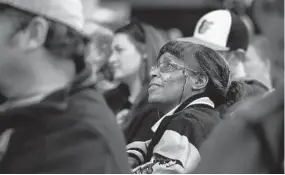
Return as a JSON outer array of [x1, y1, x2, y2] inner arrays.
[[105, 20, 170, 134]]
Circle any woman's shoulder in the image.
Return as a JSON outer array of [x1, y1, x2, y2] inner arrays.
[[172, 106, 220, 125], [166, 107, 221, 144]]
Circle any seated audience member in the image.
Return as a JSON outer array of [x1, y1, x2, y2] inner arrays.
[[128, 41, 243, 174], [84, 22, 117, 91], [178, 9, 269, 114], [243, 16, 272, 89], [105, 20, 169, 134], [193, 0, 284, 173], [0, 0, 129, 173], [178, 9, 249, 80]]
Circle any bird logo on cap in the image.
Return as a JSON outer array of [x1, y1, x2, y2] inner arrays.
[[198, 20, 214, 34]]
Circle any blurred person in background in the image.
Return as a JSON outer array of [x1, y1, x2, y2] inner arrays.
[[0, 0, 129, 173], [244, 35, 272, 89], [106, 19, 169, 132], [241, 11, 273, 89], [193, 0, 284, 173], [178, 9, 269, 115], [168, 28, 183, 40], [128, 41, 246, 174], [84, 21, 117, 91], [179, 9, 249, 80], [218, 0, 273, 89]]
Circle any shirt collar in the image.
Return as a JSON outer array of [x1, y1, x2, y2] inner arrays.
[[151, 96, 214, 133]]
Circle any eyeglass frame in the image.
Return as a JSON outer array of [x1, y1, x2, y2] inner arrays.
[[151, 61, 199, 74]]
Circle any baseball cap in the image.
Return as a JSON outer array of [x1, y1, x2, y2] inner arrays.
[[0, 0, 85, 34], [178, 10, 249, 51]]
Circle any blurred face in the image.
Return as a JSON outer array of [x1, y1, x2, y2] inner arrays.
[[86, 38, 112, 79], [109, 33, 142, 80], [148, 52, 194, 106], [218, 51, 247, 80], [0, 10, 51, 98], [244, 43, 272, 88], [0, 12, 28, 94]]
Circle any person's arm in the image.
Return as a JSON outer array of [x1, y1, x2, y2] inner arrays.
[[126, 140, 150, 169]]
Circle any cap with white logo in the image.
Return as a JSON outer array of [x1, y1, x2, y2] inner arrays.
[[0, 0, 85, 34], [178, 10, 249, 51]]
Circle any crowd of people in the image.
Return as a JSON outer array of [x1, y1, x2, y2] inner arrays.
[[0, 0, 283, 173]]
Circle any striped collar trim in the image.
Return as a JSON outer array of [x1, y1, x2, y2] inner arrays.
[[151, 97, 214, 133]]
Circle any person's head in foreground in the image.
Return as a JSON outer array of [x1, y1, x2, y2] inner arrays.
[[0, 0, 88, 103], [148, 41, 241, 113], [178, 10, 249, 80]]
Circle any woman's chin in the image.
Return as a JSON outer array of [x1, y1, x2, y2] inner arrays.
[[148, 94, 162, 104]]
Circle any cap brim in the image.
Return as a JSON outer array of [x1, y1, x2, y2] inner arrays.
[[176, 37, 229, 51]]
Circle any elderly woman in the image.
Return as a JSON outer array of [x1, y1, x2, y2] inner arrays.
[[127, 41, 241, 174]]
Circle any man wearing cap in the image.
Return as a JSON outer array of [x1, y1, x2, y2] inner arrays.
[[0, 0, 129, 173], [178, 9, 269, 115], [179, 9, 252, 80]]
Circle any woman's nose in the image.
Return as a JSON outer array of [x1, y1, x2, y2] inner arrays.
[[150, 66, 160, 78]]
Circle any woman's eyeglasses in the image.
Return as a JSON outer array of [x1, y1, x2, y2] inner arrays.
[[151, 61, 198, 73]]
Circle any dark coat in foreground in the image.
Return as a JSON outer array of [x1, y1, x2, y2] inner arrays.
[[0, 67, 130, 174], [194, 82, 284, 174]]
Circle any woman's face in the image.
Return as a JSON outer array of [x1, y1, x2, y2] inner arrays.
[[148, 52, 194, 106], [109, 33, 142, 80], [86, 41, 108, 74]]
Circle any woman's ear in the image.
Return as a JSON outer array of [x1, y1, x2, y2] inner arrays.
[[191, 74, 209, 90]]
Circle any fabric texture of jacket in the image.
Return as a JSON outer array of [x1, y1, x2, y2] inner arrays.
[[0, 66, 130, 173], [127, 94, 221, 174]]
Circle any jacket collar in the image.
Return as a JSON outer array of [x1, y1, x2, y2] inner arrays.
[[151, 94, 215, 133]]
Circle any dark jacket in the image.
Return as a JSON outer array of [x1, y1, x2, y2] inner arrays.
[[104, 84, 160, 144], [217, 79, 269, 118], [103, 83, 130, 115], [124, 105, 159, 144], [0, 67, 130, 173], [193, 82, 284, 174], [123, 85, 160, 144], [128, 94, 221, 174]]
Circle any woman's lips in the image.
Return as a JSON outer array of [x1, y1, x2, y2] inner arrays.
[[148, 84, 162, 92]]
